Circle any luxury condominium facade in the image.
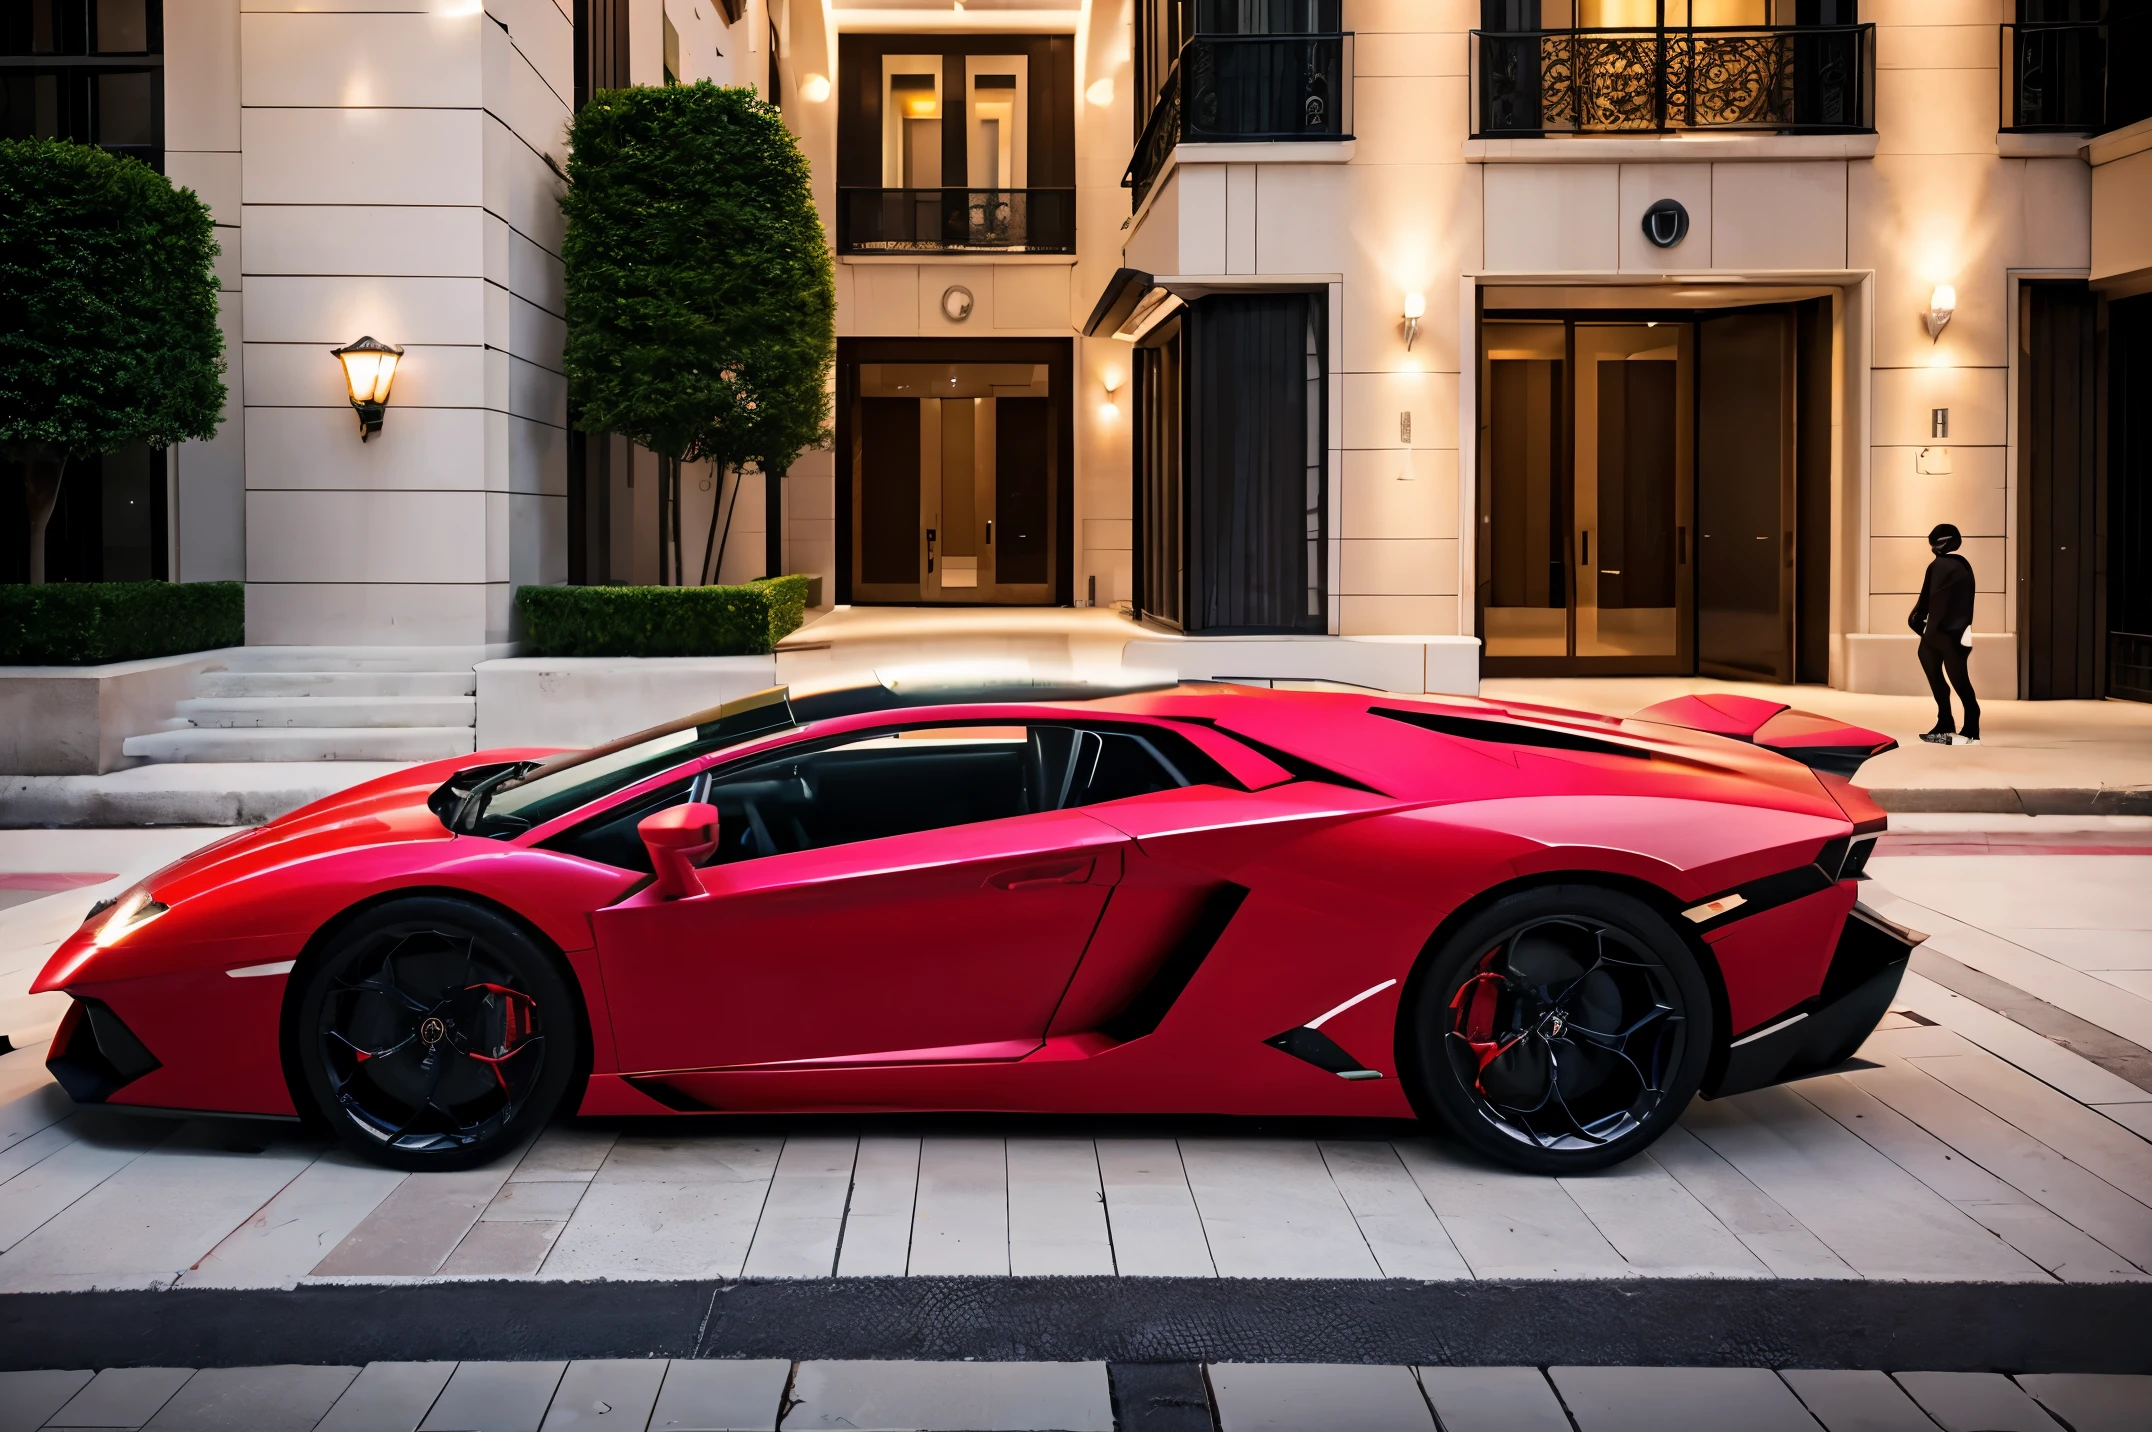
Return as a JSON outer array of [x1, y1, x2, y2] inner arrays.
[[7, 0, 2149, 700]]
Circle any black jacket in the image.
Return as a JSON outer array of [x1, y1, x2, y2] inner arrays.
[[1910, 552, 1975, 640]]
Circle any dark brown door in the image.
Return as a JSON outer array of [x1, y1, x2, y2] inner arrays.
[[1697, 311, 1797, 682], [2020, 280, 2104, 700]]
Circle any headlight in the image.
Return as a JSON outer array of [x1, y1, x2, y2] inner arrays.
[[93, 890, 169, 948]]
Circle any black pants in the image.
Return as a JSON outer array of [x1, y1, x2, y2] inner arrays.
[[1919, 630, 1980, 737]]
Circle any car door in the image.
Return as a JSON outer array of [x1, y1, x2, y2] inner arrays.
[[588, 724, 1129, 1074]]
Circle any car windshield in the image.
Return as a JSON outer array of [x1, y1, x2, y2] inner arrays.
[[442, 688, 801, 837]]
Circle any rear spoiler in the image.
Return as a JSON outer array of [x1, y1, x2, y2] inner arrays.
[[1629, 693, 1896, 778]]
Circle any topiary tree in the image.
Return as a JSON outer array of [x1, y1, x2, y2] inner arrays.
[[0, 139, 226, 583], [561, 81, 835, 585]]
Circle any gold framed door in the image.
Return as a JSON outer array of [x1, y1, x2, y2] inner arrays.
[[1479, 318, 1694, 674], [850, 361, 1055, 604]]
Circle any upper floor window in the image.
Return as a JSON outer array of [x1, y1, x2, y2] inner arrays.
[[1125, 0, 1353, 209], [2003, 1, 2152, 134], [2, 0, 163, 169], [1470, 1, 1873, 138], [835, 33, 1075, 255]]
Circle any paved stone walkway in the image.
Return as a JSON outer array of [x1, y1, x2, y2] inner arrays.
[[0, 1359, 2145, 1431], [4, 831, 2148, 1296]]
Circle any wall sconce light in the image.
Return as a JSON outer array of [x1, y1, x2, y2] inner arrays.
[[799, 73, 831, 103], [1402, 292, 1425, 351], [330, 335, 404, 441], [1924, 285, 1955, 342], [1086, 77, 1115, 107], [1102, 369, 1122, 396]]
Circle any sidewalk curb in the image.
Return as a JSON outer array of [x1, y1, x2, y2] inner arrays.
[[1871, 787, 2152, 815], [2, 1278, 2147, 1373]]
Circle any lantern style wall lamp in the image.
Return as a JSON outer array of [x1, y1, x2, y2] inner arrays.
[[331, 336, 404, 441], [1402, 292, 1425, 351], [1923, 285, 1955, 342]]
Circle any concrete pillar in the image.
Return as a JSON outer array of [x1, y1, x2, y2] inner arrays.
[[236, 0, 570, 645]]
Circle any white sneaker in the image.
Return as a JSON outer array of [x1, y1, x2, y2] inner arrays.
[[1952, 735, 1981, 746]]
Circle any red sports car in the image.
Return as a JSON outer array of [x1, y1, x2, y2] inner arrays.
[[35, 672, 1923, 1176]]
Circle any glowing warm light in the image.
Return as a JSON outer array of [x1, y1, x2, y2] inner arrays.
[[1098, 401, 1119, 422], [1402, 292, 1425, 351], [1086, 77, 1115, 107], [800, 73, 831, 103], [900, 93, 939, 119], [1102, 368, 1122, 395], [331, 335, 405, 441], [1924, 284, 1956, 341]]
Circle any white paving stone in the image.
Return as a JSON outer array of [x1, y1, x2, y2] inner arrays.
[[786, 1361, 1112, 1432], [1210, 1363, 1434, 1431], [645, 1361, 792, 1432]]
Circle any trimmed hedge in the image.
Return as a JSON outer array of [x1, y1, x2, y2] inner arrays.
[[0, 580, 243, 665], [516, 575, 811, 658]]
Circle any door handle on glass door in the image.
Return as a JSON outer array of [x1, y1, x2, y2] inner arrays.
[[985, 519, 992, 544], [987, 857, 1093, 890]]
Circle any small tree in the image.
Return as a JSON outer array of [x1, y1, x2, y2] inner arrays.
[[0, 139, 225, 583], [562, 82, 835, 585]]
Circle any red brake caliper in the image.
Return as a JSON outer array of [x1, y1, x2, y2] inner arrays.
[[1449, 954, 1528, 1093], [463, 983, 538, 1094]]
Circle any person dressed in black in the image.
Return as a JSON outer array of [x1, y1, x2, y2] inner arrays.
[[1909, 522, 1979, 745]]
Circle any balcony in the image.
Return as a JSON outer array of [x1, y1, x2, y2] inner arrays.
[[836, 188, 1076, 256], [1470, 24, 1874, 138], [1125, 32, 1354, 210], [2002, 18, 2152, 133]]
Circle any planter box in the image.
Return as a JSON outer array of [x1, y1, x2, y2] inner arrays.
[[0, 649, 240, 775], [475, 655, 782, 751]]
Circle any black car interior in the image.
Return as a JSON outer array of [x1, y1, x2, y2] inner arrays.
[[544, 723, 1235, 875]]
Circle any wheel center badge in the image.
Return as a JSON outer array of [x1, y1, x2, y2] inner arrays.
[[1545, 1013, 1566, 1039], [419, 1016, 447, 1047]]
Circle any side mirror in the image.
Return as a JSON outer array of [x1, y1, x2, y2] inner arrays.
[[638, 802, 720, 899]]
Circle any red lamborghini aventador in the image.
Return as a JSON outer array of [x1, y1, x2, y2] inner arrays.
[[35, 671, 1924, 1175]]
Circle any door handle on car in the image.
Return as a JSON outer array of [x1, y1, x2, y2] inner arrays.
[[987, 857, 1094, 891]]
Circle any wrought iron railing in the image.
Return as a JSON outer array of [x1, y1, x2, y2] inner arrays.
[[835, 188, 1076, 255], [1470, 24, 1873, 137], [1125, 32, 1354, 209], [2003, 22, 2107, 131]]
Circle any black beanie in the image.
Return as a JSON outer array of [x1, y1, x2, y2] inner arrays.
[[1928, 523, 1962, 553]]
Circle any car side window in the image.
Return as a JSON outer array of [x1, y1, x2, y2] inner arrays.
[[544, 721, 1234, 874]]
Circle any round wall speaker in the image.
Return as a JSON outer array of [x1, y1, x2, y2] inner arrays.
[[941, 286, 975, 322]]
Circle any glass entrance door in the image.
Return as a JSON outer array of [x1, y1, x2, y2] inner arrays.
[[851, 362, 1057, 604], [1480, 318, 1694, 673]]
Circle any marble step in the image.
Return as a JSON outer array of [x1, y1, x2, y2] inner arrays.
[[197, 670, 476, 699], [122, 726, 477, 763], [174, 695, 477, 729]]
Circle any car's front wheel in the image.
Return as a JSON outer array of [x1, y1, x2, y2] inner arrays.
[[294, 896, 578, 1171], [1401, 885, 1713, 1175]]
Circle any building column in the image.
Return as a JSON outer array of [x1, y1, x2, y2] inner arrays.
[[237, 0, 569, 646]]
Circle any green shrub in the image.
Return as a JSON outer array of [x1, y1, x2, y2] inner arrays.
[[516, 576, 811, 658], [0, 581, 242, 665]]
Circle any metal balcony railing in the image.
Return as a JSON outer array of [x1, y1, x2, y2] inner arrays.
[[1470, 24, 1874, 137], [835, 188, 1076, 255], [2003, 22, 2106, 131], [1124, 32, 1354, 209]]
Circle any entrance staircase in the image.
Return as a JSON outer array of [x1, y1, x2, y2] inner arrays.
[[121, 647, 485, 763]]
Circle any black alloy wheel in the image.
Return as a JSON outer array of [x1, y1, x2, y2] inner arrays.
[[1402, 885, 1713, 1175], [294, 897, 579, 1171]]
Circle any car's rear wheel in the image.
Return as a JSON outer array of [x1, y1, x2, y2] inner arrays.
[[294, 897, 578, 1171], [1401, 885, 1713, 1175]]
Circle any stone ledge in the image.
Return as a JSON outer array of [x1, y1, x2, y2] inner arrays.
[[0, 649, 242, 776], [474, 655, 781, 750], [1463, 132, 1880, 163]]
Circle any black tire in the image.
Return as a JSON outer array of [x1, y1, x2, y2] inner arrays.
[[294, 896, 578, 1172], [1400, 884, 1714, 1175]]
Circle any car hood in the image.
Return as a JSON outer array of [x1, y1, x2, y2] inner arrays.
[[121, 750, 559, 911]]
